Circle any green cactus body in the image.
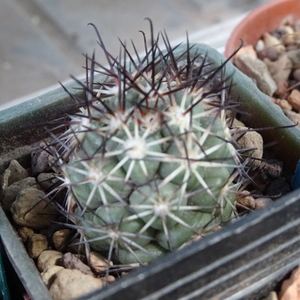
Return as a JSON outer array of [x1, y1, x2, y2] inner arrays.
[[59, 27, 243, 265]]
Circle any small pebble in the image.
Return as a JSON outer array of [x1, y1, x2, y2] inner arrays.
[[274, 79, 289, 99], [287, 89, 300, 110], [2, 177, 38, 210], [10, 187, 58, 229], [52, 229, 72, 252], [89, 251, 113, 273], [257, 46, 279, 61], [255, 39, 265, 52], [41, 265, 65, 288], [37, 250, 63, 272], [260, 159, 283, 180], [263, 32, 285, 55], [236, 191, 255, 209], [31, 142, 54, 175], [254, 197, 273, 209], [18, 227, 34, 243], [236, 191, 272, 210], [234, 45, 257, 62], [271, 98, 292, 111], [233, 128, 263, 170], [27, 233, 48, 259], [264, 54, 292, 82], [234, 53, 277, 96], [279, 265, 300, 300], [49, 269, 103, 300], [2, 159, 29, 188], [60, 252, 94, 276], [37, 173, 60, 191]]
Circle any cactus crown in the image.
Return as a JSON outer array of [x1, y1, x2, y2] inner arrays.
[[55, 22, 245, 267]]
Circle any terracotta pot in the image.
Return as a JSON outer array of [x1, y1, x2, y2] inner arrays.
[[224, 0, 300, 58]]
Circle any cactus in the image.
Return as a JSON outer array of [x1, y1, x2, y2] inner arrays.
[[57, 24, 245, 265]]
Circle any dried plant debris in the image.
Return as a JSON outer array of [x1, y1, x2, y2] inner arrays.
[[234, 15, 300, 128]]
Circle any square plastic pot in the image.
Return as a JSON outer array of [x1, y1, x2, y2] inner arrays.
[[1, 55, 300, 300]]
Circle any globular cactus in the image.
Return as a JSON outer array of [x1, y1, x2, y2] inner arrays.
[[57, 24, 245, 265]]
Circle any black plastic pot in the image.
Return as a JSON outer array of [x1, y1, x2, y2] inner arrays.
[[1, 44, 300, 300], [0, 240, 10, 300]]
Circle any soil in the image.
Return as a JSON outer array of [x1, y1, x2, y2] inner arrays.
[[231, 14, 300, 300], [0, 112, 294, 299], [233, 15, 300, 132]]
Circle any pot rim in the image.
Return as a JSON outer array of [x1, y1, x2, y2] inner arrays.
[[224, 0, 300, 58]]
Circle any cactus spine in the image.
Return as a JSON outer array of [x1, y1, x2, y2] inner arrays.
[[57, 24, 244, 265]]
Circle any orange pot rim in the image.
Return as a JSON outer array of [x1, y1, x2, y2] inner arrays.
[[224, 0, 300, 58]]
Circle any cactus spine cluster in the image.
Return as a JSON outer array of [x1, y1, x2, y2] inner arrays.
[[58, 24, 244, 265]]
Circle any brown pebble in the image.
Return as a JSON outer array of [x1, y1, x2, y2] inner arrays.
[[2, 160, 29, 188], [41, 265, 65, 288], [89, 251, 113, 273], [27, 233, 48, 259], [255, 39, 265, 52], [264, 54, 292, 82], [52, 229, 72, 252], [287, 89, 300, 110], [279, 265, 300, 300], [100, 275, 115, 284], [2, 177, 38, 211], [275, 79, 289, 99], [234, 45, 257, 62], [237, 192, 273, 211], [49, 269, 103, 300], [271, 98, 293, 110], [286, 49, 300, 66], [254, 198, 273, 210], [233, 128, 263, 170], [10, 188, 58, 229], [37, 250, 63, 272], [234, 53, 277, 96], [37, 173, 60, 191], [280, 26, 295, 45], [18, 227, 34, 243], [236, 191, 255, 209], [31, 143, 54, 175], [271, 26, 289, 40], [262, 32, 285, 54]]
